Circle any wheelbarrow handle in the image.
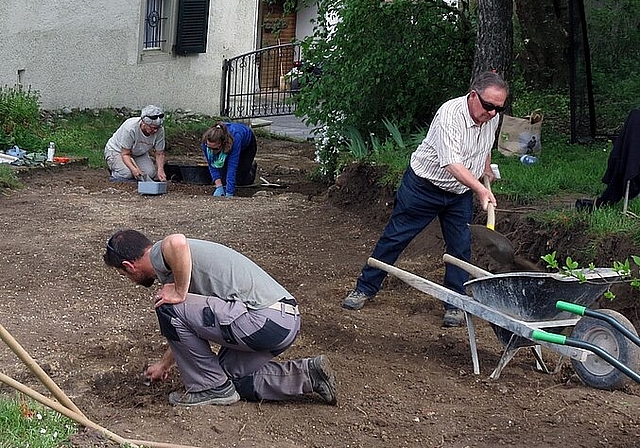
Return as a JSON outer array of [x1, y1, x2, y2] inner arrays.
[[532, 330, 640, 384], [531, 329, 566, 345], [556, 301, 640, 349]]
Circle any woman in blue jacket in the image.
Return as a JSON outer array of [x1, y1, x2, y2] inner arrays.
[[201, 122, 258, 196]]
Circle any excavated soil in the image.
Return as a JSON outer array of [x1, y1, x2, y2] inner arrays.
[[0, 132, 639, 448]]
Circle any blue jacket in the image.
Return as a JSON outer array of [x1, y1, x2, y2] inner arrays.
[[201, 122, 254, 196]]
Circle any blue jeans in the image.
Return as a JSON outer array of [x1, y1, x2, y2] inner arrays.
[[356, 167, 473, 310]]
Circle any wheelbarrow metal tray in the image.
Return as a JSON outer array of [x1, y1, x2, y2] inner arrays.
[[465, 269, 619, 322]]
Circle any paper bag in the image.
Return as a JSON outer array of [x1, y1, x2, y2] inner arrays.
[[498, 111, 543, 157]]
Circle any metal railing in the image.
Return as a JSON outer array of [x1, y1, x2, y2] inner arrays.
[[221, 43, 301, 119]]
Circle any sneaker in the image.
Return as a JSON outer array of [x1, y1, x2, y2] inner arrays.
[[341, 290, 373, 310], [308, 355, 337, 405], [442, 309, 465, 328], [168, 380, 240, 406]]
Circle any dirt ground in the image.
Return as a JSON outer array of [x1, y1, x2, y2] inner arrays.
[[0, 133, 639, 448]]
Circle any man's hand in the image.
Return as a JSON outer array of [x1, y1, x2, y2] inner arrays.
[[145, 360, 173, 381], [145, 349, 175, 381], [154, 283, 186, 308]]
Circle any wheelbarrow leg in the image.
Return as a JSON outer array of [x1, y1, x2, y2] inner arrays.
[[490, 333, 527, 380], [530, 345, 551, 374], [465, 312, 481, 375]]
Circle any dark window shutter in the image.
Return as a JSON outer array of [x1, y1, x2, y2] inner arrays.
[[175, 0, 210, 55]]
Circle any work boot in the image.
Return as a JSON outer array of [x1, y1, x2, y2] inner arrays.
[[341, 290, 373, 310], [442, 309, 465, 328], [168, 380, 240, 406], [308, 355, 337, 405]]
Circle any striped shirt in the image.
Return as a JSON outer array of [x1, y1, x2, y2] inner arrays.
[[410, 95, 500, 194]]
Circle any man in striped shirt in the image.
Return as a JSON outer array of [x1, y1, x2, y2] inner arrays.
[[342, 71, 508, 327]]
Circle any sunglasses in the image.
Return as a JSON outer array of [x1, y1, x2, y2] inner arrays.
[[475, 91, 505, 113], [146, 114, 164, 120], [106, 240, 128, 261]]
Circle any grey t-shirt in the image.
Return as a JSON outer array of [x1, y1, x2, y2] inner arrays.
[[104, 117, 165, 157], [150, 238, 293, 309]]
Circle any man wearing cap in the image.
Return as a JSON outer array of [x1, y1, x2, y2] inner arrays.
[[104, 229, 338, 407], [104, 105, 167, 181]]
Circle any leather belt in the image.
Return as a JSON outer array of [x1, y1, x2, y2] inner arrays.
[[267, 299, 299, 316]]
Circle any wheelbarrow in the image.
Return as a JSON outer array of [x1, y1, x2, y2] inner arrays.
[[367, 255, 640, 390]]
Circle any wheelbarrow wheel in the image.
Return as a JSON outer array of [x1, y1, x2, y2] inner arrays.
[[570, 309, 640, 390]]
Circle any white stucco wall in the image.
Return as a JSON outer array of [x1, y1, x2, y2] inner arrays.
[[0, 0, 259, 115], [295, 3, 318, 43]]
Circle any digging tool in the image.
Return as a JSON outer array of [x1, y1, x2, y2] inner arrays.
[[0, 372, 136, 447], [259, 176, 284, 187], [469, 176, 516, 265], [0, 323, 85, 418], [0, 322, 205, 448], [443, 253, 492, 278], [0, 372, 203, 448]]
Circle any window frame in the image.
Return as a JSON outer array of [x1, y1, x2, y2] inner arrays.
[[139, 0, 179, 62]]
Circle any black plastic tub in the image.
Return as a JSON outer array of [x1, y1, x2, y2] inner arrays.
[[164, 163, 212, 185]]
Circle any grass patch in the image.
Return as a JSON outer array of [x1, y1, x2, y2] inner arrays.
[[0, 394, 77, 447], [490, 135, 611, 202], [0, 164, 22, 192]]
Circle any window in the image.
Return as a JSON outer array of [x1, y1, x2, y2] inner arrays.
[[143, 0, 167, 50], [139, 0, 210, 62]]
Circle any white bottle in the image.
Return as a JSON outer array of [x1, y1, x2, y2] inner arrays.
[[47, 142, 56, 162]]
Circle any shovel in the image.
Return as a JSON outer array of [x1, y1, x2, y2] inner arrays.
[[469, 176, 516, 265]]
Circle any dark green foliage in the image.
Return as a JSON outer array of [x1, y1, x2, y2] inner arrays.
[[585, 0, 640, 133], [294, 0, 474, 178]]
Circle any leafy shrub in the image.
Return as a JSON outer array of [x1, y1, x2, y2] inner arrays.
[[0, 86, 44, 151], [295, 0, 474, 180]]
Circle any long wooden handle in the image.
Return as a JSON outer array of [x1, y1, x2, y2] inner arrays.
[[0, 323, 85, 417], [483, 176, 495, 230], [442, 254, 493, 278], [0, 371, 204, 448], [0, 372, 136, 447]]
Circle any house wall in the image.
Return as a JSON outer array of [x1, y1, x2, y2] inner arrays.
[[295, 3, 317, 43], [0, 0, 259, 115]]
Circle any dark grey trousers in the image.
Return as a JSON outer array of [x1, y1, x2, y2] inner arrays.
[[157, 293, 314, 401]]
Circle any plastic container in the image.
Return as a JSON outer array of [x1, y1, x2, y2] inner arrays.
[[47, 142, 56, 162], [138, 181, 167, 195], [520, 154, 538, 166], [490, 163, 501, 179], [180, 165, 212, 184]]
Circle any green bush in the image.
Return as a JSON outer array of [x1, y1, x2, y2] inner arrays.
[[295, 0, 474, 180], [0, 86, 45, 151]]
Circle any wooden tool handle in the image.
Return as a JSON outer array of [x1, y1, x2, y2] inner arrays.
[[0, 323, 85, 417], [483, 176, 495, 230], [442, 254, 493, 278]]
